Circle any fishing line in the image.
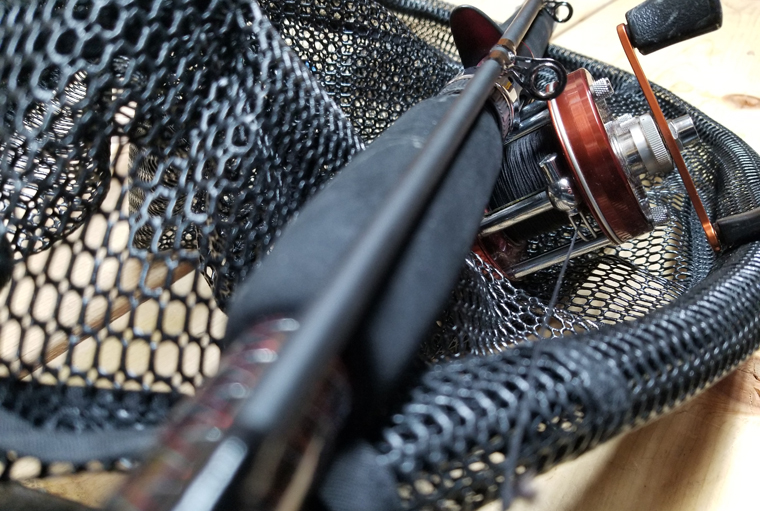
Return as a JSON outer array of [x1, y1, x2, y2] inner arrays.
[[500, 229, 578, 508], [485, 121, 571, 251], [490, 124, 560, 210]]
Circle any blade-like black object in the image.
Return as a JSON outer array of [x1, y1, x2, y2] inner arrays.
[[451, 6, 555, 67], [225, 93, 502, 417]]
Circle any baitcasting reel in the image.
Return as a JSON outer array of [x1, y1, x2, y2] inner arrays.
[[476, 68, 698, 278], [454, 0, 760, 279]]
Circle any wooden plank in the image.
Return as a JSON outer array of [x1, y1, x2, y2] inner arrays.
[[23, 472, 126, 509]]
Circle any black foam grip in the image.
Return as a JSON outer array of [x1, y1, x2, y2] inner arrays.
[[225, 94, 503, 409], [451, 7, 554, 68], [625, 0, 722, 55], [716, 207, 760, 250]]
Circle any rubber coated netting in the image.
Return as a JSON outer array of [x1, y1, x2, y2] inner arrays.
[[0, 1, 758, 511]]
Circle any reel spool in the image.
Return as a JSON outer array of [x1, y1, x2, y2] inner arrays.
[[476, 68, 699, 278]]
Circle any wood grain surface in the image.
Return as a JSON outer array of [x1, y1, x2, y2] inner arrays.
[[25, 0, 760, 509]]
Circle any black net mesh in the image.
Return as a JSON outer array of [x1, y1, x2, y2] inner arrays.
[[0, 1, 758, 510], [0, 0, 369, 473], [372, 47, 760, 509]]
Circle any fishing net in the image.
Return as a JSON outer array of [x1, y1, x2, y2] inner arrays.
[[0, 1, 758, 510]]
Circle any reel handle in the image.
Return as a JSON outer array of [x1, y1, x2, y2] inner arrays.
[[626, 0, 722, 54]]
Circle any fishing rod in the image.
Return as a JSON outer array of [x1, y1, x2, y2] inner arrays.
[[107, 0, 760, 510], [107, 1, 565, 510]]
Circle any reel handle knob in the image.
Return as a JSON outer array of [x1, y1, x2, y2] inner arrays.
[[625, 0, 722, 55]]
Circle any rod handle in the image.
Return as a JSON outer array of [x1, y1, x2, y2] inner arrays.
[[224, 93, 503, 411], [625, 0, 722, 55]]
